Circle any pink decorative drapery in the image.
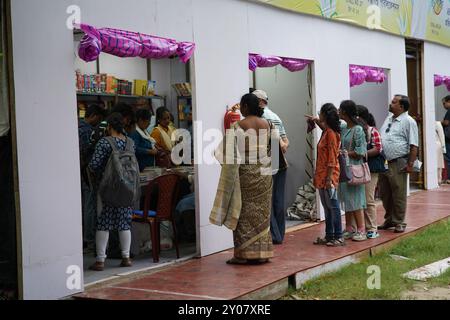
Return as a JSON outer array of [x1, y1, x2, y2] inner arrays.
[[249, 54, 311, 72], [350, 65, 386, 87], [75, 24, 195, 63], [435, 75, 450, 91]]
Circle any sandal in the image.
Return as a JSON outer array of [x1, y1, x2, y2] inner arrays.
[[248, 259, 270, 265], [326, 239, 346, 247], [226, 257, 248, 265], [313, 237, 329, 245], [258, 258, 269, 264], [88, 262, 105, 271]]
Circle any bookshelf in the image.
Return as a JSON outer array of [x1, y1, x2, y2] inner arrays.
[[77, 92, 165, 101], [76, 92, 166, 119]]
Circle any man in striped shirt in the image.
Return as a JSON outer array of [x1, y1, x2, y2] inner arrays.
[[378, 95, 419, 234], [252, 90, 290, 245]]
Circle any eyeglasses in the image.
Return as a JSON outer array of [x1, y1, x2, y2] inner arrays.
[[385, 123, 392, 133]]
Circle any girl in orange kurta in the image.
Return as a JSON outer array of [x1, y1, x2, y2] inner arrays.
[[308, 103, 344, 247]]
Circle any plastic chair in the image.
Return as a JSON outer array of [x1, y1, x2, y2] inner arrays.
[[133, 174, 181, 263]]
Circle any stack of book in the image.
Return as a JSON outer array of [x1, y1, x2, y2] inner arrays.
[[76, 70, 155, 96], [117, 79, 133, 95], [172, 83, 192, 97], [133, 80, 157, 96], [76, 71, 108, 93]]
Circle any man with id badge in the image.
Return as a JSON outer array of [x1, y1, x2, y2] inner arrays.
[[378, 95, 419, 234]]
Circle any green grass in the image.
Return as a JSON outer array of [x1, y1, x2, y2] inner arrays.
[[287, 219, 450, 300]]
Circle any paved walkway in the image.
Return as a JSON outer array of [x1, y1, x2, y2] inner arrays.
[[76, 186, 450, 300]]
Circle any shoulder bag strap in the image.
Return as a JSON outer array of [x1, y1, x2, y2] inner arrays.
[[349, 126, 368, 161], [104, 136, 119, 152], [125, 137, 135, 152]]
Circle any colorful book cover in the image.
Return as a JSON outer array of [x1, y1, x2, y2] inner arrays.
[[106, 76, 117, 94], [147, 80, 156, 96], [134, 79, 148, 96]]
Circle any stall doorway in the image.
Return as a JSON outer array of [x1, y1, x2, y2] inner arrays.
[[350, 68, 391, 133], [434, 75, 449, 185], [0, 0, 19, 300], [73, 31, 198, 286], [406, 39, 425, 190], [250, 61, 316, 229]]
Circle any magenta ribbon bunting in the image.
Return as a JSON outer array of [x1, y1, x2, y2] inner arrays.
[[350, 65, 386, 87], [249, 54, 311, 72], [75, 24, 195, 63], [435, 74, 450, 91]]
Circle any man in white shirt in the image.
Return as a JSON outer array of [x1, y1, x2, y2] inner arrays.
[[378, 95, 419, 233], [252, 89, 290, 245]]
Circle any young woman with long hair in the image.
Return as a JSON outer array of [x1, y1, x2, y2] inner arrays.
[[309, 103, 344, 246], [338, 100, 368, 242]]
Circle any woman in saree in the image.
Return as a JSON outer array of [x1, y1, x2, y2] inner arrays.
[[150, 107, 176, 152], [210, 93, 274, 265]]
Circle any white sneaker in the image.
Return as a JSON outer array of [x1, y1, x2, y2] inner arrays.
[[343, 231, 355, 240], [367, 231, 380, 239], [352, 232, 367, 242]]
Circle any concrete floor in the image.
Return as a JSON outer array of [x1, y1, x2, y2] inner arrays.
[[83, 242, 197, 285], [76, 186, 450, 300], [286, 219, 310, 229]]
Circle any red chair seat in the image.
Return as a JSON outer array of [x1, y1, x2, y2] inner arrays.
[[132, 174, 181, 263]]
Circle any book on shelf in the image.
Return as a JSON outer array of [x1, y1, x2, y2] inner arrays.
[[182, 83, 192, 96], [172, 83, 192, 97], [76, 71, 159, 98], [177, 100, 192, 122], [133, 79, 148, 96], [133, 79, 157, 96], [178, 103, 185, 121], [106, 76, 118, 94], [118, 79, 132, 95], [147, 80, 156, 96]]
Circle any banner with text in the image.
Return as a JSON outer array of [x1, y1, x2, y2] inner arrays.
[[252, 0, 450, 47]]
